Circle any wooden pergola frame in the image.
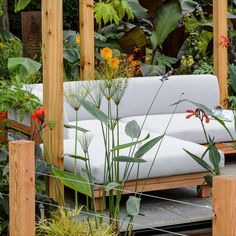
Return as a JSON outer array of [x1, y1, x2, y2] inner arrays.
[[41, 0, 228, 199]]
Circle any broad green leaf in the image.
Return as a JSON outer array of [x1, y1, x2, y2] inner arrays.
[[126, 196, 141, 217], [211, 114, 234, 141], [15, 0, 31, 11], [8, 57, 41, 78], [105, 182, 120, 192], [125, 120, 141, 139], [208, 138, 221, 175], [64, 154, 88, 161], [113, 156, 146, 163], [119, 26, 147, 51], [112, 133, 150, 151], [138, 0, 165, 19], [127, 0, 148, 19], [0, 149, 8, 162], [184, 149, 213, 173], [229, 64, 236, 93], [172, 98, 212, 116], [140, 64, 165, 76], [63, 49, 80, 63], [52, 167, 92, 197], [150, 0, 182, 49], [80, 99, 108, 124], [204, 175, 212, 187], [0, 27, 14, 41], [181, 0, 199, 15], [134, 135, 164, 158], [64, 124, 88, 133]]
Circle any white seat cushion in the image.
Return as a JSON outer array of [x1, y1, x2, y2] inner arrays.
[[121, 113, 235, 144], [63, 133, 224, 184], [66, 119, 135, 139]]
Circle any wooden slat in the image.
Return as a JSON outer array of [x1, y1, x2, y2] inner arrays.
[[213, 176, 236, 236], [94, 172, 208, 198], [213, 0, 228, 107], [9, 140, 35, 236], [42, 0, 64, 201], [79, 0, 94, 80], [215, 142, 236, 155]]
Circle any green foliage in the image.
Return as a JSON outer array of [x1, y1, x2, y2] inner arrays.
[[0, 148, 9, 236], [37, 208, 116, 236], [125, 120, 140, 139], [14, 0, 32, 11], [150, 0, 182, 49], [0, 0, 3, 16], [94, 0, 134, 25], [52, 167, 92, 198], [8, 57, 41, 83], [126, 196, 141, 217], [193, 62, 213, 75], [0, 37, 22, 79], [155, 54, 177, 67], [112, 156, 146, 163]]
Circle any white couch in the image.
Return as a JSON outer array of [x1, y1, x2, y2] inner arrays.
[[16, 74, 233, 185]]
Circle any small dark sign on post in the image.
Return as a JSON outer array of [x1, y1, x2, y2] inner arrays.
[[21, 11, 41, 61]]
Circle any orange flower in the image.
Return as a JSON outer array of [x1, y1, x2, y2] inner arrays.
[[31, 107, 45, 124], [100, 47, 112, 60], [219, 35, 230, 48], [134, 47, 140, 52], [108, 57, 120, 69], [128, 54, 134, 61], [76, 35, 80, 45], [131, 60, 139, 67]]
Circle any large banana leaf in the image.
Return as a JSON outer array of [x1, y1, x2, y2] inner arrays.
[[150, 0, 182, 49], [119, 26, 147, 51], [138, 0, 165, 20]]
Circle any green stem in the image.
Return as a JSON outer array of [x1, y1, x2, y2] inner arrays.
[[74, 110, 79, 208], [200, 120, 209, 144]]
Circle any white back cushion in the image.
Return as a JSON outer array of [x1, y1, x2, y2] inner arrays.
[[25, 74, 220, 121], [118, 75, 220, 118]]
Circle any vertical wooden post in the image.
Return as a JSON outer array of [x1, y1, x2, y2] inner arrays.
[[80, 0, 94, 80], [213, 0, 228, 107], [42, 0, 64, 200], [9, 140, 35, 236], [213, 176, 236, 236]]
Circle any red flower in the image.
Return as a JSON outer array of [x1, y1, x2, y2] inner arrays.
[[31, 107, 45, 124], [219, 35, 230, 48], [186, 109, 210, 123], [0, 112, 6, 118]]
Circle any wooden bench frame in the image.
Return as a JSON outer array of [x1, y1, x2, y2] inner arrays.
[[3, 112, 232, 208]]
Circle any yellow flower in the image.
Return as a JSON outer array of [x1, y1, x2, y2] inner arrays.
[[76, 35, 80, 45], [100, 47, 112, 61], [108, 58, 120, 69], [182, 55, 194, 67]]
